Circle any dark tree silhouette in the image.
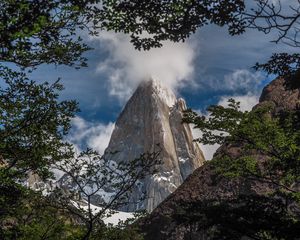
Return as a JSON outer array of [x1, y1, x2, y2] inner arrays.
[[52, 149, 160, 240], [182, 98, 300, 239]]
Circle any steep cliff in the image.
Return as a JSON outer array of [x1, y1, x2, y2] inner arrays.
[[104, 79, 205, 212], [138, 76, 300, 240]]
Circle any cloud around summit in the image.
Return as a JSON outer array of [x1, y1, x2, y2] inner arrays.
[[90, 32, 198, 101]]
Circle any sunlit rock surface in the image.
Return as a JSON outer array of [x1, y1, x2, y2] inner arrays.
[[104, 79, 205, 212]]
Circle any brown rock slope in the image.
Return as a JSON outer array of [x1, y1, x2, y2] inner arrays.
[[138, 76, 300, 240]]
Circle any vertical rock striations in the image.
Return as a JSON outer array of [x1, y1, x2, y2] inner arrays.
[[138, 75, 300, 240], [104, 79, 205, 212]]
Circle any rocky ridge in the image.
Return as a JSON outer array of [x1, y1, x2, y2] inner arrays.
[[26, 79, 204, 214], [104, 79, 205, 212], [138, 76, 300, 240]]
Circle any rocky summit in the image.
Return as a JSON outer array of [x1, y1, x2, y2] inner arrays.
[[138, 76, 300, 240], [104, 79, 205, 212]]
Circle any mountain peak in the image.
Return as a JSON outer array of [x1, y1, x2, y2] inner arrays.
[[137, 78, 177, 108], [139, 75, 300, 239], [104, 79, 205, 212]]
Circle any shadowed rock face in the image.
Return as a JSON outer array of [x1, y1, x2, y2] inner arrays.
[[138, 76, 300, 240], [104, 79, 205, 212]]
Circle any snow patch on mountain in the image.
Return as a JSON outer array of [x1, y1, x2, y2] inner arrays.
[[71, 200, 134, 226], [104, 79, 205, 212]]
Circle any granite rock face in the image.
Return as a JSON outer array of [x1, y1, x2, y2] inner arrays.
[[138, 76, 300, 240], [104, 79, 205, 212]]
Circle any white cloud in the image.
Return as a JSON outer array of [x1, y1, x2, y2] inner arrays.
[[91, 32, 197, 101], [202, 69, 264, 93], [68, 116, 115, 155], [223, 69, 264, 92], [218, 93, 259, 112], [219, 69, 262, 112]]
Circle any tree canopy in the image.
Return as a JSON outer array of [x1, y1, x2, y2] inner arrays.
[[0, 0, 95, 68], [0, 1, 163, 239], [2, 0, 299, 75], [2, 0, 300, 239], [182, 97, 300, 239]]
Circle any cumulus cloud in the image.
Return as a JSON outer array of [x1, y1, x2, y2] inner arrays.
[[223, 69, 263, 91], [191, 92, 259, 160], [218, 93, 259, 112], [91, 32, 197, 101], [203, 69, 265, 92], [68, 116, 115, 155], [218, 68, 261, 111]]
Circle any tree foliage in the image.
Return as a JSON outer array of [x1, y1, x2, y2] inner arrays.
[[0, 0, 95, 68], [2, 0, 299, 75], [0, 0, 246, 62], [174, 194, 300, 240], [51, 148, 159, 240], [0, 1, 163, 239], [0, 68, 81, 239], [182, 98, 300, 238], [0, 66, 78, 179], [3, 0, 300, 239], [95, 0, 246, 50], [98, 0, 300, 75], [1, 189, 82, 240], [0, 68, 152, 239], [184, 99, 300, 194]]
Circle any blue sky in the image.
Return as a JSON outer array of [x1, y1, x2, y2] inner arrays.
[[27, 22, 293, 158]]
